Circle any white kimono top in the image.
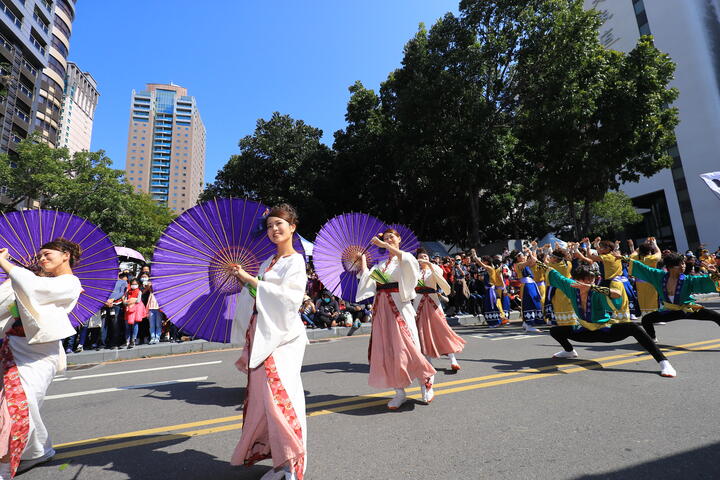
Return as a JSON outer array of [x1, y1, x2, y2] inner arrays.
[[412, 263, 452, 312], [231, 253, 308, 369], [356, 252, 422, 343], [6, 268, 81, 344]]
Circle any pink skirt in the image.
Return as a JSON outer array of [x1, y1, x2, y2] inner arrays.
[[0, 338, 31, 477], [368, 291, 436, 389], [416, 295, 466, 358], [231, 315, 305, 479]]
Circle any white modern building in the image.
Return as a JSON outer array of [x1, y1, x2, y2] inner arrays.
[[58, 62, 99, 155], [585, 0, 720, 251]]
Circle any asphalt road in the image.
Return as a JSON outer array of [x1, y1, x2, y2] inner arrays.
[[20, 305, 720, 480]]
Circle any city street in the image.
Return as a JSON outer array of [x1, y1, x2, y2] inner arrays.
[[24, 304, 720, 480]]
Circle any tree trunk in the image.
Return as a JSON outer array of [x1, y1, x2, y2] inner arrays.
[[469, 192, 481, 247], [568, 200, 580, 239], [581, 200, 592, 236]]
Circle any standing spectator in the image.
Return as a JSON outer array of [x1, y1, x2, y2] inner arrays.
[[467, 272, 485, 316], [123, 279, 145, 349], [74, 311, 103, 352], [142, 274, 162, 344], [314, 290, 340, 328], [102, 272, 128, 349], [451, 256, 469, 315]]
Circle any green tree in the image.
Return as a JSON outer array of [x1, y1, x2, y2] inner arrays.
[[512, 0, 678, 237], [0, 137, 175, 259], [201, 112, 336, 235]]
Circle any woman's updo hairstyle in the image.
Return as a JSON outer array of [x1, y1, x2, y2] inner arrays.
[[416, 247, 428, 258], [267, 203, 299, 227], [381, 227, 401, 239], [41, 237, 82, 268]]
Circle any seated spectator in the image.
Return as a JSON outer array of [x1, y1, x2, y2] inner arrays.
[[300, 295, 318, 328], [315, 290, 340, 328]]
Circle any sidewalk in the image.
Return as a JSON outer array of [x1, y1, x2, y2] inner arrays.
[[66, 311, 519, 365]]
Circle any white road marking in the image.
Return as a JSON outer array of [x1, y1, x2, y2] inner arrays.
[[54, 361, 221, 382], [472, 334, 536, 340], [45, 376, 209, 400]]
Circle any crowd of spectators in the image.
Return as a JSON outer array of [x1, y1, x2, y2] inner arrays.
[[63, 265, 187, 353], [63, 241, 720, 352]]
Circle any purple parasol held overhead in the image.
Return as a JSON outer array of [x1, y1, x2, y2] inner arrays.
[[151, 198, 304, 343], [0, 210, 118, 327], [313, 213, 387, 303], [377, 223, 421, 262]]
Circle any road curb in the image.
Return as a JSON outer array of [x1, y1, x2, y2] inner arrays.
[[65, 310, 526, 365]]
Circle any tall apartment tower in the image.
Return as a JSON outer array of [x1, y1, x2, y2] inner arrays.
[[584, 0, 720, 251], [34, 0, 74, 148], [0, 0, 60, 155], [58, 61, 98, 155], [125, 83, 206, 213]]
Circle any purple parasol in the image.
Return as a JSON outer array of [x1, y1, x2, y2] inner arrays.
[[0, 209, 118, 327], [151, 198, 304, 343], [377, 223, 421, 261], [313, 213, 387, 302]]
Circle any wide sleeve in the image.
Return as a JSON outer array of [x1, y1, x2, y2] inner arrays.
[[230, 286, 254, 345], [628, 259, 664, 287], [397, 251, 421, 303], [250, 255, 308, 368], [547, 269, 575, 299], [9, 268, 81, 343], [0, 280, 15, 335], [356, 267, 376, 302], [686, 274, 720, 295], [430, 264, 451, 295]]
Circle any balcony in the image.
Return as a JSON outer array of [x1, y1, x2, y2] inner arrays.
[[14, 109, 29, 123], [29, 36, 46, 56], [33, 12, 49, 34], [1, 3, 22, 29]]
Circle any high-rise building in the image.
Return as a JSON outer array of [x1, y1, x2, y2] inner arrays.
[[585, 0, 720, 251], [58, 61, 98, 155], [125, 83, 206, 213], [33, 0, 75, 148], [0, 0, 58, 155]]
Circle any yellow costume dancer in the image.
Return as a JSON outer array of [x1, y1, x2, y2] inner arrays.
[[630, 238, 662, 317], [546, 255, 578, 326]]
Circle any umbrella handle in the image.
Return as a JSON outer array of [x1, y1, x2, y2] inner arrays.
[[328, 241, 373, 297]]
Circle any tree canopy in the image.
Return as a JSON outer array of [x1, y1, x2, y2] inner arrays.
[[0, 136, 175, 259], [203, 0, 679, 246]]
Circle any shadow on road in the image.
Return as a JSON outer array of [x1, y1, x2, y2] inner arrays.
[[139, 381, 245, 410], [574, 440, 720, 479], [301, 361, 369, 374], [303, 393, 423, 416], [38, 434, 273, 480], [464, 356, 604, 373]]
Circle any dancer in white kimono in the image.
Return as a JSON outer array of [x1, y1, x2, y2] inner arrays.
[[0, 239, 82, 479], [414, 249, 466, 371], [356, 228, 436, 409], [230, 204, 308, 480]]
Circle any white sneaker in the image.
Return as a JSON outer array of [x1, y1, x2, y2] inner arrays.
[[523, 323, 540, 333], [387, 388, 407, 410], [17, 448, 55, 474], [422, 387, 435, 404], [553, 349, 579, 359], [659, 360, 676, 378], [259, 467, 287, 480]]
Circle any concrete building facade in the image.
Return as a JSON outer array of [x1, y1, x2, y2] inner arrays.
[[0, 0, 58, 156], [585, 0, 720, 251], [125, 83, 206, 213], [58, 61, 98, 155]]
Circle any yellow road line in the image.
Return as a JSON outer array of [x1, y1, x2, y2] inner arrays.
[[53, 338, 720, 458]]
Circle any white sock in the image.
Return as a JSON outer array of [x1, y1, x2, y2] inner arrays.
[[659, 360, 676, 377], [448, 353, 457, 364], [0, 462, 11, 480]]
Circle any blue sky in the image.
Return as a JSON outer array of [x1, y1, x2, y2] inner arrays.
[[69, 0, 459, 185]]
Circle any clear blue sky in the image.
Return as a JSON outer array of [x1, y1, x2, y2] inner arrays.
[[69, 0, 459, 185]]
